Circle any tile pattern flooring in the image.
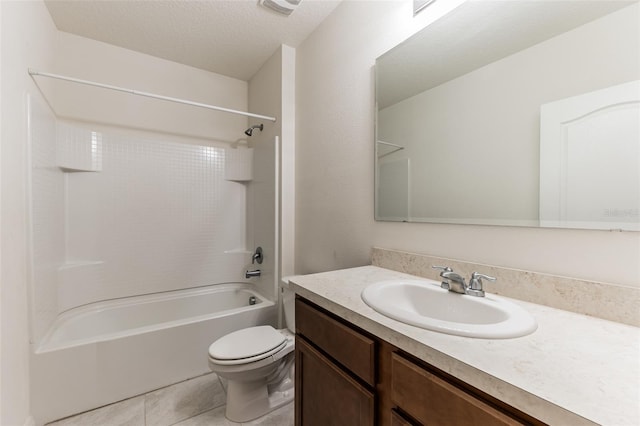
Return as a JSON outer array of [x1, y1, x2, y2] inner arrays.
[[47, 373, 294, 426]]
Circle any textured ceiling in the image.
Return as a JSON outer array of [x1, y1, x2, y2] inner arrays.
[[45, 0, 342, 81]]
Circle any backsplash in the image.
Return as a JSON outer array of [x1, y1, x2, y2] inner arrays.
[[371, 247, 639, 327]]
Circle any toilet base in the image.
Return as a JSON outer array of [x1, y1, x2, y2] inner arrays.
[[224, 376, 294, 422]]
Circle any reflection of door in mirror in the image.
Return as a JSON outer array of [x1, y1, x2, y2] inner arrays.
[[540, 80, 640, 231]]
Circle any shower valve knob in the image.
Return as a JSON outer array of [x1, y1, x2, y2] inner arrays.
[[252, 247, 263, 264]]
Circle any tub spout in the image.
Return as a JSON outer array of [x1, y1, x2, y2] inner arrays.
[[245, 269, 261, 279]]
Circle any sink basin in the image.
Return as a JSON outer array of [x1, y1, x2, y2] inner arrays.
[[361, 279, 537, 338]]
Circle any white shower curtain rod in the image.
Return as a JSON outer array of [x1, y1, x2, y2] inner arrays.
[[28, 68, 277, 122]]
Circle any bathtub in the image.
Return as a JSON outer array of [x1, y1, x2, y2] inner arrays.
[[30, 283, 276, 425]]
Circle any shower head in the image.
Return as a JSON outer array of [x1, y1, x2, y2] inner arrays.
[[244, 124, 264, 137]]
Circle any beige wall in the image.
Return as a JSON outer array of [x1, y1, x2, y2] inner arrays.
[[50, 31, 248, 142], [248, 45, 296, 302], [1, 1, 58, 424], [248, 47, 282, 301], [280, 46, 296, 282], [295, 0, 640, 287]]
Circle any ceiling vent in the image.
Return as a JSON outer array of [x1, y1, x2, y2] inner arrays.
[[260, 0, 302, 16]]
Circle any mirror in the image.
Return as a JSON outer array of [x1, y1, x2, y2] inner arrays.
[[375, 0, 640, 231]]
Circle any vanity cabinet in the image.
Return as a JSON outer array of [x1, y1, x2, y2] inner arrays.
[[295, 297, 375, 426], [295, 296, 545, 426]]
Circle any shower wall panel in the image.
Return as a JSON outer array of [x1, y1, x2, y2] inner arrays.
[[61, 129, 248, 311], [29, 109, 251, 342], [27, 94, 65, 344]]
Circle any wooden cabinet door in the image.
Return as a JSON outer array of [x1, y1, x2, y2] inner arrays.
[[295, 336, 374, 426], [390, 409, 416, 426]]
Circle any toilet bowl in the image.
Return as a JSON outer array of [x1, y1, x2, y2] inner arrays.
[[207, 281, 296, 422]]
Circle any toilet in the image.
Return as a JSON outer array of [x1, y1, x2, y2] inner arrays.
[[207, 282, 295, 422]]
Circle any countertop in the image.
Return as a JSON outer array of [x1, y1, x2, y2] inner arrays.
[[288, 265, 640, 426]]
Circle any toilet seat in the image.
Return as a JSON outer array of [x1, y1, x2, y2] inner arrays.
[[208, 326, 287, 366]]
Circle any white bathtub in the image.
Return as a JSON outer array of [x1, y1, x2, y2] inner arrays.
[[30, 283, 276, 425]]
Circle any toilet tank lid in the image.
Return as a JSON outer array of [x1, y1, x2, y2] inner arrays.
[[208, 325, 285, 360]]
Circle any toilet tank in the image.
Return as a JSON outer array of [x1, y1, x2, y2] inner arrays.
[[281, 278, 295, 332]]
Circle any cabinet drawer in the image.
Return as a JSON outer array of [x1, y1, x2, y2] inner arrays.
[[391, 353, 522, 426], [295, 297, 375, 386]]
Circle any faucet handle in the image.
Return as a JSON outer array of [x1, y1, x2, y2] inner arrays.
[[470, 272, 496, 284], [432, 265, 453, 290], [467, 272, 496, 297], [252, 247, 263, 265]]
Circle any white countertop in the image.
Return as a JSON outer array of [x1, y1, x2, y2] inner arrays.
[[289, 266, 640, 426]]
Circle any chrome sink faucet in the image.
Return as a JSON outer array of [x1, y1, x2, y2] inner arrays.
[[432, 266, 467, 294], [431, 266, 496, 297]]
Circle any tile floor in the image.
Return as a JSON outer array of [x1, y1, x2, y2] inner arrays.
[[46, 373, 294, 426]]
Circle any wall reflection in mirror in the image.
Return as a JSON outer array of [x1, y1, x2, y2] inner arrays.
[[375, 0, 640, 231]]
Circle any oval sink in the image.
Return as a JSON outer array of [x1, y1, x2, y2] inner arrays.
[[361, 279, 537, 339]]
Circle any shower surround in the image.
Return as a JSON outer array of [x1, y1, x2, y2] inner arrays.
[[27, 91, 275, 424], [28, 92, 253, 341]]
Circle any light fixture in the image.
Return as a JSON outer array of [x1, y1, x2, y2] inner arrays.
[[260, 0, 302, 16]]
